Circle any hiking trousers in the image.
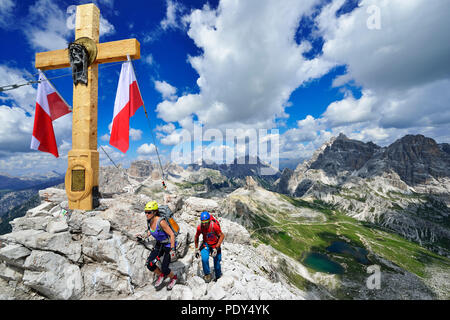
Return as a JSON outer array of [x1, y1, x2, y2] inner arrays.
[[200, 244, 222, 279], [146, 242, 172, 276]]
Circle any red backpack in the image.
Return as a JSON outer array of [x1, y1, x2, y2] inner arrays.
[[201, 214, 221, 246]]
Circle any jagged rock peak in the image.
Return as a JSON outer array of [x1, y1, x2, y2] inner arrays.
[[303, 134, 381, 175], [336, 132, 348, 140], [379, 134, 450, 185], [128, 160, 155, 178]]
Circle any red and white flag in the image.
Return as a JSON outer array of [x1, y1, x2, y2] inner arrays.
[[30, 70, 71, 158], [109, 60, 144, 153]]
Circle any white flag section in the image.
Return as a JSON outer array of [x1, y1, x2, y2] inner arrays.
[[109, 60, 144, 153], [30, 70, 71, 158]]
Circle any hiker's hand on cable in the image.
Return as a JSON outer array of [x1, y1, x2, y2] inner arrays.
[[211, 248, 217, 257], [170, 247, 177, 261], [195, 249, 201, 259]]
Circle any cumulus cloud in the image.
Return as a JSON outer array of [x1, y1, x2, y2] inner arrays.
[[0, 65, 38, 114], [137, 143, 156, 155], [156, 122, 176, 134], [0, 63, 72, 174], [322, 90, 378, 127], [277, 0, 450, 159], [144, 54, 154, 66], [129, 128, 143, 141], [26, 0, 115, 52], [318, 0, 450, 92], [0, 0, 14, 28], [98, 144, 128, 167], [314, 0, 450, 131], [154, 80, 177, 101], [0, 64, 72, 156], [160, 0, 185, 30], [0, 106, 34, 153], [156, 0, 334, 131], [100, 133, 110, 142], [160, 130, 185, 146]]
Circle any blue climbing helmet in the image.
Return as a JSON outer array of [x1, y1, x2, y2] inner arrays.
[[200, 211, 210, 221]]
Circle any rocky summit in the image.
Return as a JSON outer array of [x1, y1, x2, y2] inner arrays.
[[0, 134, 449, 300], [0, 188, 309, 300]]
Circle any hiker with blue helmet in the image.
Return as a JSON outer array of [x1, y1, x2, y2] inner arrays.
[[136, 201, 178, 290], [194, 211, 225, 283]]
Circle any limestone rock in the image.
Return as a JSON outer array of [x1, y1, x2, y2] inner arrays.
[[82, 264, 132, 296], [82, 217, 111, 239], [39, 188, 67, 203], [46, 219, 69, 234], [0, 230, 82, 263], [0, 263, 23, 281], [0, 244, 31, 268], [10, 216, 52, 232], [184, 197, 219, 213], [25, 201, 55, 218]]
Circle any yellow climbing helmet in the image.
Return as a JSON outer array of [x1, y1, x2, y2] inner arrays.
[[145, 201, 158, 211]]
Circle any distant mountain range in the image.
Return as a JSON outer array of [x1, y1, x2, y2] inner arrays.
[[0, 171, 65, 234], [0, 171, 64, 191], [274, 134, 450, 255], [1, 133, 449, 299]]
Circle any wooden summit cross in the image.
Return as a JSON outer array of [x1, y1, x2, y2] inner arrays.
[[35, 3, 140, 210]]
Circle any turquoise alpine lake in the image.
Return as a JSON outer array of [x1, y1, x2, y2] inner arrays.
[[302, 252, 345, 274]]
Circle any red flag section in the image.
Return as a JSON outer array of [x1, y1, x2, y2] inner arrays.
[[30, 71, 71, 158], [109, 60, 143, 153]]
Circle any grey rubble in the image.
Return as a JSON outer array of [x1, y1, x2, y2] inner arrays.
[[0, 188, 310, 300]]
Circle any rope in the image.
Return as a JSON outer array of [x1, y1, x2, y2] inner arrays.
[[99, 145, 138, 193], [1, 57, 169, 191], [127, 55, 167, 190], [0, 61, 125, 92]]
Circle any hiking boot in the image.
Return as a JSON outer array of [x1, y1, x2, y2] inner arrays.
[[204, 274, 211, 283], [154, 273, 165, 287], [167, 276, 177, 290]]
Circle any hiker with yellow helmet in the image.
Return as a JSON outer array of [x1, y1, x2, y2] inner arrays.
[[136, 201, 178, 290]]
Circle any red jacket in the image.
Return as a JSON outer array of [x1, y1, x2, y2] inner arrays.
[[195, 221, 222, 248]]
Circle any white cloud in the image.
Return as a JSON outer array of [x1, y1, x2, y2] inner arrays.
[[98, 144, 127, 167], [156, 0, 334, 131], [318, 0, 450, 93], [156, 94, 202, 123], [26, 0, 72, 51], [129, 128, 143, 141], [98, 0, 114, 9], [275, 0, 450, 157], [0, 106, 34, 153], [154, 80, 177, 101], [99, 15, 115, 37], [322, 90, 378, 127], [26, 0, 115, 52], [315, 0, 450, 135], [100, 133, 110, 141], [156, 122, 176, 134], [144, 54, 154, 66], [137, 143, 156, 155], [0, 0, 14, 28], [0, 65, 37, 114], [160, 130, 185, 146], [160, 0, 184, 30], [107, 122, 142, 141]]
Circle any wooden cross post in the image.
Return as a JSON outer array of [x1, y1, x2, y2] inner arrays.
[[35, 3, 140, 210]]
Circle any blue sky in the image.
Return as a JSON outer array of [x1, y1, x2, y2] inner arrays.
[[0, 0, 449, 176]]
